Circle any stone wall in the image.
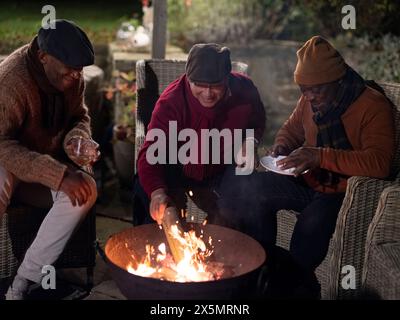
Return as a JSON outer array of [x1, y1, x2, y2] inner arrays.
[[229, 39, 302, 146]]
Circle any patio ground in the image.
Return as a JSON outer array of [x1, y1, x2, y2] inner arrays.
[[22, 215, 131, 300]]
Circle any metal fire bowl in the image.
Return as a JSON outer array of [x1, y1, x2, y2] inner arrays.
[[105, 224, 266, 300]]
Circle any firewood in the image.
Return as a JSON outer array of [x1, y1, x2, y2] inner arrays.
[[152, 266, 177, 281], [162, 207, 185, 264]]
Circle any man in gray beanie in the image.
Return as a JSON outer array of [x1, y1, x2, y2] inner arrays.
[[135, 43, 267, 253], [0, 20, 98, 299]]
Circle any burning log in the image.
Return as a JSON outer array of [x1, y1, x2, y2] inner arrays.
[[152, 266, 177, 281], [161, 207, 185, 264]]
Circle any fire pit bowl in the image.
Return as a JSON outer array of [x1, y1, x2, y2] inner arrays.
[[105, 224, 266, 300]]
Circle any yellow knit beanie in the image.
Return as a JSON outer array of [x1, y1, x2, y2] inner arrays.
[[294, 36, 347, 86]]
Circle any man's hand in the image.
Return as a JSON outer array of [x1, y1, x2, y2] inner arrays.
[[236, 138, 259, 171], [150, 188, 172, 224], [267, 144, 291, 158], [65, 136, 100, 167], [276, 147, 321, 177], [59, 168, 93, 206]]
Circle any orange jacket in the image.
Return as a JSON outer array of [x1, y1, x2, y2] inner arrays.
[[274, 86, 395, 193]]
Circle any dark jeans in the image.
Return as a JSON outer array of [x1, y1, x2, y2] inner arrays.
[[220, 170, 344, 299], [249, 171, 345, 271]]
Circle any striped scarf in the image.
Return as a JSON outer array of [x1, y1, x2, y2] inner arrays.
[[312, 67, 366, 187]]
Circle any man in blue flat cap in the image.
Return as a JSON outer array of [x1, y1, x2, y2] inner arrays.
[[0, 20, 98, 299]]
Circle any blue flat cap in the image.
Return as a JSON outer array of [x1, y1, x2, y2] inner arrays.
[[38, 19, 94, 68]]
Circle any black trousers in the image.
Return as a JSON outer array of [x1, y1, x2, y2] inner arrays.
[[255, 172, 344, 271], [220, 170, 345, 299]]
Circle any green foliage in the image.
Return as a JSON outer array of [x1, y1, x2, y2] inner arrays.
[[167, 0, 399, 46], [167, 0, 266, 47], [127, 18, 141, 29], [0, 1, 142, 54], [296, 0, 400, 38], [353, 35, 400, 83], [105, 70, 136, 137], [167, 0, 339, 46]]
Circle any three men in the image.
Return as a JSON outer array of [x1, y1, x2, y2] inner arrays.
[[3, 26, 393, 300]]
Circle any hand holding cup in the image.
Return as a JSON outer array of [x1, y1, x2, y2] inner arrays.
[[65, 136, 100, 167]]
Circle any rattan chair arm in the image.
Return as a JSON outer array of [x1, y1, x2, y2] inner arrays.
[[326, 175, 397, 299]]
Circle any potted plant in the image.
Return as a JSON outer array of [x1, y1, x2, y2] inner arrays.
[[105, 70, 136, 189]]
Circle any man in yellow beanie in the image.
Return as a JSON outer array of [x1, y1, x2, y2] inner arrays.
[[257, 35, 394, 298]]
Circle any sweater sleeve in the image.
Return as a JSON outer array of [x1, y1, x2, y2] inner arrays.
[[274, 96, 306, 150], [137, 98, 177, 197], [63, 79, 92, 150], [320, 101, 394, 178], [0, 85, 67, 190]]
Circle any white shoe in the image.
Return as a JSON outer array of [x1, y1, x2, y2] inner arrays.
[[5, 274, 29, 300], [5, 285, 26, 300]]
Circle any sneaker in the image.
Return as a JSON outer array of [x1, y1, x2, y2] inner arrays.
[[5, 285, 27, 300], [5, 274, 29, 300]]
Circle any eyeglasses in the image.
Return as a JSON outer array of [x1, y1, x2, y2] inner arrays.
[[191, 81, 226, 91]]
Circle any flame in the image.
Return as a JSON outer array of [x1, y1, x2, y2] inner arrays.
[[156, 243, 167, 262], [127, 244, 157, 277], [126, 217, 222, 282], [169, 225, 213, 282]]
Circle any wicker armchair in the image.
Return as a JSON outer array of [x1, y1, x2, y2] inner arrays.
[[134, 59, 248, 223], [0, 202, 96, 296], [276, 82, 400, 299], [361, 185, 400, 299]]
